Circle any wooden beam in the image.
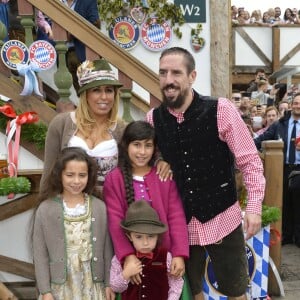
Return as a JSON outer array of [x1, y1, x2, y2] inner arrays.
[[0, 255, 35, 280], [210, 0, 231, 98], [235, 27, 271, 67], [280, 43, 300, 66], [233, 65, 273, 74], [272, 27, 280, 71], [0, 193, 39, 221]]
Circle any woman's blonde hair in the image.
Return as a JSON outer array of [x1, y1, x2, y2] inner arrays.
[[75, 87, 120, 137]]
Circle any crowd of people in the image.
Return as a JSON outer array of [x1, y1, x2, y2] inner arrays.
[[232, 5, 300, 25], [231, 68, 298, 138], [231, 67, 300, 252]]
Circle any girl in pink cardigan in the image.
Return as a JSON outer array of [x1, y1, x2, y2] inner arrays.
[[103, 120, 189, 283]]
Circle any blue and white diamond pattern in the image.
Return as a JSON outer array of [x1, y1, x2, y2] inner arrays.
[[203, 225, 270, 300], [147, 24, 165, 43], [33, 47, 50, 63]]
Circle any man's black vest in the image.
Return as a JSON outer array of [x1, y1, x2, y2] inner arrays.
[[153, 92, 236, 223]]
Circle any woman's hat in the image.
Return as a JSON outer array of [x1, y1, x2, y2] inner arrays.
[[77, 59, 123, 94], [120, 201, 168, 235]]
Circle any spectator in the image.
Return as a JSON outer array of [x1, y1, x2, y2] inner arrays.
[[240, 92, 252, 116], [254, 93, 300, 247], [255, 106, 280, 136], [231, 90, 242, 112], [0, 0, 9, 41], [231, 5, 238, 23], [262, 11, 271, 24], [283, 8, 298, 24], [250, 104, 258, 117], [247, 68, 267, 92], [251, 80, 270, 105], [278, 100, 289, 117], [250, 10, 262, 24], [267, 8, 276, 23], [243, 10, 251, 23], [274, 6, 282, 22], [237, 9, 247, 25]]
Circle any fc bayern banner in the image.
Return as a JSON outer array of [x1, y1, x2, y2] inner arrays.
[[203, 225, 270, 300]]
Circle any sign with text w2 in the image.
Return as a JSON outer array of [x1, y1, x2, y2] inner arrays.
[[174, 0, 206, 23]]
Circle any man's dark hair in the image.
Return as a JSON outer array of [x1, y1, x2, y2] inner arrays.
[[160, 47, 195, 74], [255, 68, 265, 75]]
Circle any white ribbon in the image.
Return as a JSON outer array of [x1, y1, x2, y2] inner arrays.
[[16, 62, 43, 97]]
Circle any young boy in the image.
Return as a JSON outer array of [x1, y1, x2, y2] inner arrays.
[[110, 200, 184, 300]]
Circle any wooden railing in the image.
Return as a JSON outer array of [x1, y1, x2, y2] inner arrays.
[[261, 140, 284, 296], [18, 0, 162, 110], [232, 24, 300, 87]]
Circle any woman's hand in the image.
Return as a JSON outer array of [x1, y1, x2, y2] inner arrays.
[[170, 257, 185, 278], [156, 160, 173, 181], [124, 255, 142, 285]]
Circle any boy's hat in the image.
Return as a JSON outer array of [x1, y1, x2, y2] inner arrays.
[[77, 59, 123, 95], [120, 201, 168, 234]]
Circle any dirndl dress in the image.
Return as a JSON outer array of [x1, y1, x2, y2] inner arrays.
[[50, 197, 106, 300]]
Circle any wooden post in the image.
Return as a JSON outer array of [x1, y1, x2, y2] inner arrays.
[[262, 140, 284, 296], [272, 27, 281, 73], [17, 0, 34, 47], [52, 22, 74, 112], [210, 0, 231, 98]]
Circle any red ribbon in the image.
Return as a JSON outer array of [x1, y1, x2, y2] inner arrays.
[[16, 111, 39, 125], [0, 104, 17, 118], [0, 104, 39, 199]]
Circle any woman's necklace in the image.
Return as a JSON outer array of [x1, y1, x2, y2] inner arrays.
[[85, 120, 111, 148]]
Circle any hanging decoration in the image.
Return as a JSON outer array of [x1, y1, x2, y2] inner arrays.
[[0, 39, 57, 97], [0, 39, 29, 70], [29, 40, 57, 70], [0, 104, 38, 198], [0, 104, 38, 175], [140, 17, 172, 52], [16, 62, 43, 97], [108, 16, 140, 50], [190, 24, 205, 52]]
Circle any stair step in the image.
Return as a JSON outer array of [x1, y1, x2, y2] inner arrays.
[[3, 282, 37, 300]]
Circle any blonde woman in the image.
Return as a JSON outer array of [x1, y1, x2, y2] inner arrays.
[[40, 59, 170, 199]]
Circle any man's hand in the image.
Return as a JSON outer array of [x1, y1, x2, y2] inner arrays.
[[243, 213, 261, 240], [170, 257, 185, 278], [156, 160, 173, 181]]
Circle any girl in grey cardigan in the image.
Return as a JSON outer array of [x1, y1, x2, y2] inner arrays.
[[33, 147, 114, 300]]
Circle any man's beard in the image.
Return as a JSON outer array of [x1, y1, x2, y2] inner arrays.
[[161, 84, 188, 109]]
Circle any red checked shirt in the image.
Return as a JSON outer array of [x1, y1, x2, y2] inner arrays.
[[147, 97, 265, 246]]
